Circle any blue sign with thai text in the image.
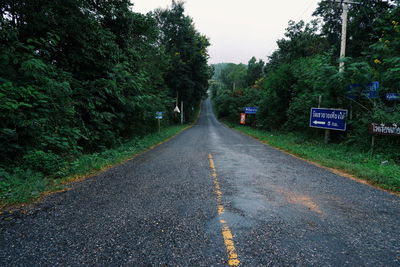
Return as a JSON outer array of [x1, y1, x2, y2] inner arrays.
[[386, 93, 400, 101], [245, 107, 258, 114], [309, 108, 348, 131]]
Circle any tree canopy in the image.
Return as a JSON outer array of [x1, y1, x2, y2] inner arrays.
[[0, 0, 211, 180]]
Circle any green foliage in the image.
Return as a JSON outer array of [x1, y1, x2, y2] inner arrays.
[[313, 0, 395, 58], [0, 125, 186, 204], [22, 150, 65, 177], [0, 168, 48, 203], [219, 63, 247, 90], [246, 57, 265, 87], [213, 86, 265, 125], [153, 1, 211, 122], [0, 0, 210, 204], [266, 20, 329, 72]]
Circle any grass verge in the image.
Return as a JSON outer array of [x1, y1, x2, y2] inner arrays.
[[229, 124, 400, 193], [0, 125, 188, 208]]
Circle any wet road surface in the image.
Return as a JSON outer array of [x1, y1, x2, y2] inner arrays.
[[1, 99, 399, 266]]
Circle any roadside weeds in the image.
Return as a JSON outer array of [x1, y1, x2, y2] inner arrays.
[[0, 125, 190, 211]]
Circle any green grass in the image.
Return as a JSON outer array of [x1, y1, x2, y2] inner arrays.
[[0, 125, 187, 207], [230, 125, 400, 193]]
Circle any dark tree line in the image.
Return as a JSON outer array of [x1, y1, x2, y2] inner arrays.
[[0, 1, 210, 178]]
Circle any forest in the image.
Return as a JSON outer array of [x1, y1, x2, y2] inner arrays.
[[211, 0, 400, 159], [0, 0, 211, 201]]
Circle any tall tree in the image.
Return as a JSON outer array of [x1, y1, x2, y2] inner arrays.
[[313, 0, 395, 58], [245, 57, 265, 87], [153, 1, 211, 120]]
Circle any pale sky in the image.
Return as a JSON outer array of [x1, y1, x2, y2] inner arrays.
[[131, 0, 320, 64]]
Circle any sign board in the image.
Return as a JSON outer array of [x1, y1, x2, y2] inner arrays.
[[309, 108, 348, 131], [347, 81, 380, 99], [245, 107, 258, 114], [155, 112, 163, 119], [369, 123, 400, 136], [240, 113, 246, 125], [362, 81, 379, 98], [386, 93, 400, 101]]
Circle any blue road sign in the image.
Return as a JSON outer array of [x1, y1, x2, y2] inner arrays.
[[245, 107, 258, 114], [309, 108, 348, 131], [347, 81, 380, 99], [155, 112, 163, 119], [362, 81, 379, 98], [386, 93, 400, 101]]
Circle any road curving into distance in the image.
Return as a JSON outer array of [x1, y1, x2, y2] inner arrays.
[[1, 99, 399, 266]]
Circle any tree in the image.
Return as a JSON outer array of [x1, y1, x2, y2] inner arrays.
[[153, 1, 211, 121], [313, 0, 395, 58], [265, 20, 328, 73], [245, 57, 265, 87], [219, 63, 247, 90]]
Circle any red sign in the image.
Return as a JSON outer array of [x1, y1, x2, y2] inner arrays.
[[240, 113, 246, 125], [369, 123, 400, 136]]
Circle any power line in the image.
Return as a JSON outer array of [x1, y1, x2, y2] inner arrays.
[[296, 0, 319, 22], [266, 0, 319, 59]]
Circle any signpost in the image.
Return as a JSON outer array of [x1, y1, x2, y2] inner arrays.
[[368, 122, 400, 151], [369, 123, 400, 136], [155, 112, 164, 133], [155, 112, 163, 119], [245, 107, 258, 114], [309, 108, 348, 131]]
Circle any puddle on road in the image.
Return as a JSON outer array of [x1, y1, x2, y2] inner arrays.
[[274, 187, 323, 215]]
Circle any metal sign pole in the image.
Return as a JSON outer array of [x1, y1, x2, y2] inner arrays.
[[181, 101, 184, 125]]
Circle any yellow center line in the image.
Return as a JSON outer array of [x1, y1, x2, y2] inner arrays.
[[208, 154, 240, 266]]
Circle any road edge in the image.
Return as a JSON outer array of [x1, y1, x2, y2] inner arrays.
[[224, 123, 399, 197], [0, 104, 202, 213]]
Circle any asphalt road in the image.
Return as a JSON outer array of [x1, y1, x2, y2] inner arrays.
[[1, 99, 399, 266]]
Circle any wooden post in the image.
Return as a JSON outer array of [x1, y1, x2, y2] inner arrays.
[[324, 130, 330, 144], [371, 135, 375, 152], [158, 118, 161, 133], [319, 95, 331, 144]]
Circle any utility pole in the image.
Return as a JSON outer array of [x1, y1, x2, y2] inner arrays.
[[323, 1, 360, 144], [335, 0, 361, 72], [339, 1, 349, 73]]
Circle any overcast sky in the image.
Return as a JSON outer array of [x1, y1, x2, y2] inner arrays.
[[132, 0, 320, 64]]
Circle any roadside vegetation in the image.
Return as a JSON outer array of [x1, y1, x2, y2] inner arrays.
[[0, 1, 211, 205], [211, 1, 400, 191], [0, 125, 187, 206]]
